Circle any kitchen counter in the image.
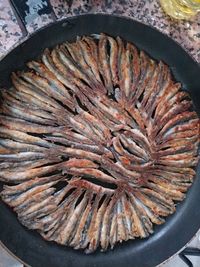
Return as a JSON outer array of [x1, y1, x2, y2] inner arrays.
[[0, 0, 199, 267], [0, 0, 199, 62]]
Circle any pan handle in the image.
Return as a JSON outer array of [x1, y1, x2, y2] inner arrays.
[[9, 0, 57, 36]]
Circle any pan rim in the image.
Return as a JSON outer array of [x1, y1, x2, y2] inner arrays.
[[1, 229, 200, 267], [0, 13, 199, 267], [0, 13, 199, 65]]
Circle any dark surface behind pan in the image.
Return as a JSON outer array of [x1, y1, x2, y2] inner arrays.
[[0, 14, 200, 267]]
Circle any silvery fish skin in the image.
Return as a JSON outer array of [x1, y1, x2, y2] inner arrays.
[[0, 34, 199, 253]]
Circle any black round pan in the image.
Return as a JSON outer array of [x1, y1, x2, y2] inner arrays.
[[0, 12, 200, 267]]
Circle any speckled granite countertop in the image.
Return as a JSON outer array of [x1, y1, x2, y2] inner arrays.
[[0, 0, 199, 62], [0, 1, 200, 267]]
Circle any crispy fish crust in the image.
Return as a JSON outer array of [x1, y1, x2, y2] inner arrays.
[[0, 34, 199, 253]]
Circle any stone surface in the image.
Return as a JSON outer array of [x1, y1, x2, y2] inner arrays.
[[0, 0, 199, 266], [0, 0, 199, 62], [0, 244, 23, 267]]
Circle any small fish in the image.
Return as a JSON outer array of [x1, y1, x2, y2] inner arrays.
[[98, 34, 113, 94], [0, 33, 198, 254]]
